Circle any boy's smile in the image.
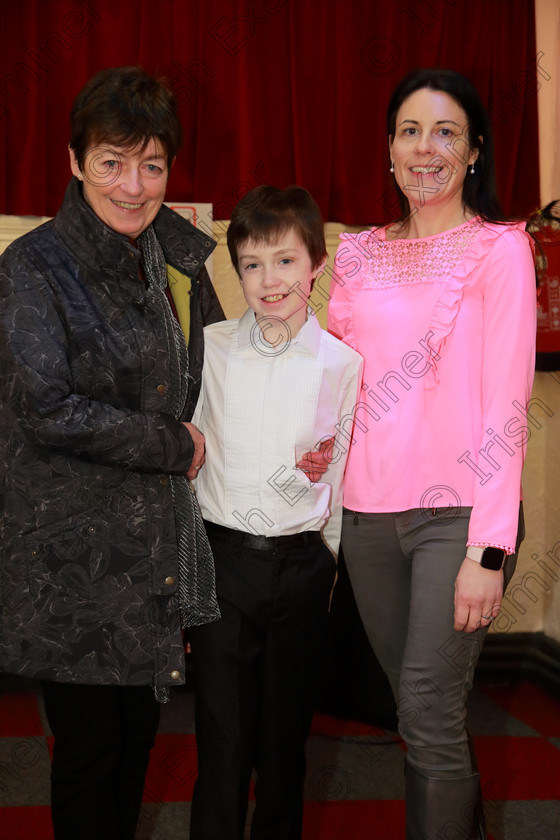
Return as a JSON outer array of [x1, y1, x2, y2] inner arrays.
[[237, 229, 324, 341]]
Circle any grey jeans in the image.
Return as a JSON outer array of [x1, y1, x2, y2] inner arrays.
[[341, 506, 520, 778]]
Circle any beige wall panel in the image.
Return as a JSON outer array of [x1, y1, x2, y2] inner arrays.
[[536, 0, 560, 205]]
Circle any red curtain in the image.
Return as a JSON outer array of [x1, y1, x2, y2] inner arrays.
[[0, 0, 540, 223]]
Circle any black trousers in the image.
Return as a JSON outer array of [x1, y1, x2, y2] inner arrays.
[[41, 681, 160, 840], [189, 523, 336, 840]]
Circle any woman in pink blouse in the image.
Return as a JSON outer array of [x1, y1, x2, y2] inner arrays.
[[328, 69, 536, 839]]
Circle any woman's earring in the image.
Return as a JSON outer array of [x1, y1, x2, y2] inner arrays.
[[470, 163, 475, 175], [390, 161, 395, 174]]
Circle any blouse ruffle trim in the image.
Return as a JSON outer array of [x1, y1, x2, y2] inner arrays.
[[335, 222, 528, 386], [424, 221, 527, 388]]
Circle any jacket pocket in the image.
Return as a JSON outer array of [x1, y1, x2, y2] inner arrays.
[[21, 511, 108, 595]]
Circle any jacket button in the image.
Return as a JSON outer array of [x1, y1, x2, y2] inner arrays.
[[170, 670, 181, 680], [159, 476, 169, 486], [157, 384, 167, 394], [165, 576, 175, 586]]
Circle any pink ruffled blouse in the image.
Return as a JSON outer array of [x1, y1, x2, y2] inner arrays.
[[328, 218, 537, 554]]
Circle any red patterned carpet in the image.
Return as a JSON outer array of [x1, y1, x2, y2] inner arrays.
[[1, 677, 559, 839]]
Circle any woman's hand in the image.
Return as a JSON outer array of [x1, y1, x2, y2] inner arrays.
[[295, 436, 335, 483], [454, 557, 503, 633], [182, 421, 206, 480]]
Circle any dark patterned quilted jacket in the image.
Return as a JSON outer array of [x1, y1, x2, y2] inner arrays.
[[0, 177, 223, 688]]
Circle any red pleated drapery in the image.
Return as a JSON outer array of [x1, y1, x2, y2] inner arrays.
[[0, 0, 541, 223]]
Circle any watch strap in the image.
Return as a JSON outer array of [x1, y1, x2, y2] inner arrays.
[[466, 545, 506, 570]]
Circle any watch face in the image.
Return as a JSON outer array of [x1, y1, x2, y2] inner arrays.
[[481, 547, 505, 570]]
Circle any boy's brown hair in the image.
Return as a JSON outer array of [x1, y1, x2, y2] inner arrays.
[[227, 185, 327, 276]]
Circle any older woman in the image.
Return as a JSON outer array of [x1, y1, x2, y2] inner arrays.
[[329, 69, 536, 839], [0, 67, 222, 839]]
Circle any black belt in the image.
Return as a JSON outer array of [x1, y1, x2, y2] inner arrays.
[[203, 520, 322, 553]]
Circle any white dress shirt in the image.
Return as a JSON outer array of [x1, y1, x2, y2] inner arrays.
[[192, 308, 363, 555]]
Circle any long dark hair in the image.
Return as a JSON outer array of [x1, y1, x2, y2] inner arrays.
[[386, 68, 506, 224]]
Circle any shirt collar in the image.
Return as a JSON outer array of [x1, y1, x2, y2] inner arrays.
[[237, 307, 322, 357]]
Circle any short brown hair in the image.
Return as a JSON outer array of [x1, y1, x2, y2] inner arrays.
[[70, 66, 182, 169], [227, 185, 327, 275]]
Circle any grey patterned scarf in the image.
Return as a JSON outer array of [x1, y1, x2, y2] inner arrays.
[[139, 225, 219, 702]]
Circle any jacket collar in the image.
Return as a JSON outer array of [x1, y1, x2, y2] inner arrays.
[[52, 178, 217, 302], [154, 204, 216, 276], [53, 177, 140, 277]]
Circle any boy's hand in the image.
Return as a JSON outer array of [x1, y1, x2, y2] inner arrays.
[[296, 436, 335, 483], [182, 421, 206, 480]]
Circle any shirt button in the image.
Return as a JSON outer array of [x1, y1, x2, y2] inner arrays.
[[165, 576, 175, 586], [159, 476, 169, 486], [157, 384, 167, 394], [170, 670, 181, 681]]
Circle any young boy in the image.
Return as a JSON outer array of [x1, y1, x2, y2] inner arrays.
[[189, 186, 362, 840]]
